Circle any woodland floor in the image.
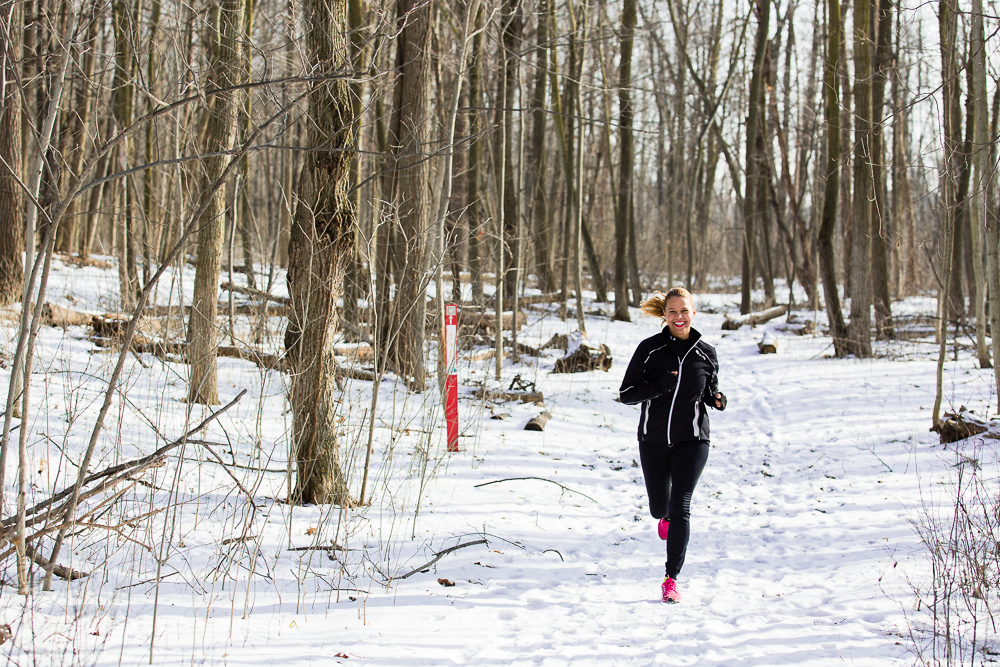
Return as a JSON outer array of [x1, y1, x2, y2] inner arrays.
[[0, 257, 993, 665]]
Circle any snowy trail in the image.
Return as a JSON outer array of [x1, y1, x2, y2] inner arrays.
[[6, 266, 977, 666], [282, 309, 941, 666]]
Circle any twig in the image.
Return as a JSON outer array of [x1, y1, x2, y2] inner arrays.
[[3, 390, 247, 529], [24, 544, 87, 581], [473, 477, 598, 503], [397, 539, 488, 580], [287, 542, 353, 552], [543, 549, 565, 561], [194, 440, 257, 503], [219, 281, 289, 305]]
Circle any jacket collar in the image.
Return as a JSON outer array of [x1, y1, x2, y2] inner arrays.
[[657, 326, 702, 352]]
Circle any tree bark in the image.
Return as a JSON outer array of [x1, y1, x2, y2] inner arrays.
[[0, 0, 23, 307], [497, 0, 523, 299], [742, 0, 769, 314], [972, 0, 995, 380], [933, 0, 960, 426], [466, 5, 484, 303], [845, 0, 873, 357], [285, 0, 357, 506], [819, 0, 848, 351], [186, 0, 244, 405], [526, 0, 552, 292], [869, 0, 894, 338], [613, 0, 635, 321], [385, 0, 433, 389], [984, 74, 1000, 408]]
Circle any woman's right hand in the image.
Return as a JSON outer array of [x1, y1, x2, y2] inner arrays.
[[658, 371, 678, 394]]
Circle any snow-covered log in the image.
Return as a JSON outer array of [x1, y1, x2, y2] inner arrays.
[[722, 304, 788, 330]]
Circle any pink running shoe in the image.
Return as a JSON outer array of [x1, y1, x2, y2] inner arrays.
[[661, 577, 681, 604], [657, 518, 670, 540]]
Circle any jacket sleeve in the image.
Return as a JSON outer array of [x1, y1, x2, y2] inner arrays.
[[619, 343, 672, 405], [701, 346, 721, 406]]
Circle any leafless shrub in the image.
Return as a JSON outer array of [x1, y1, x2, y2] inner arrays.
[[908, 437, 1000, 665]]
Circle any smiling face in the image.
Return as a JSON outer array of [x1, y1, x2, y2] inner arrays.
[[663, 295, 696, 339]]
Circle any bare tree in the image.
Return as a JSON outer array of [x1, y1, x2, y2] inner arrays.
[[285, 0, 358, 506], [612, 0, 635, 321], [382, 0, 433, 390], [0, 0, 22, 307], [844, 0, 873, 357]]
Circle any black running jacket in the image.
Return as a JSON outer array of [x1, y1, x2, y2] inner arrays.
[[619, 327, 722, 444]]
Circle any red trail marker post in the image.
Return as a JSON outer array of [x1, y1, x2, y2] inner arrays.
[[444, 304, 460, 452]]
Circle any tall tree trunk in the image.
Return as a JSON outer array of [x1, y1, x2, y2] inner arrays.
[[385, 0, 432, 389], [742, 0, 769, 314], [983, 72, 1000, 407], [111, 0, 140, 310], [186, 0, 244, 405], [963, 50, 990, 368], [845, 0, 873, 357], [891, 18, 917, 297], [971, 0, 994, 378], [613, 0, 635, 321], [466, 5, 484, 303], [819, 0, 848, 351], [496, 0, 523, 298], [237, 0, 258, 285], [55, 11, 98, 255], [933, 0, 960, 425], [0, 0, 22, 306], [526, 0, 551, 292], [838, 0, 853, 291], [869, 0, 894, 338], [285, 0, 357, 506], [342, 0, 366, 332]]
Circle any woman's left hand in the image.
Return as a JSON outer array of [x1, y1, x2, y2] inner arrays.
[[713, 392, 727, 410]]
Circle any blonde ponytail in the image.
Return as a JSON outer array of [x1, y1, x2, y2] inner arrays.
[[640, 292, 667, 319]]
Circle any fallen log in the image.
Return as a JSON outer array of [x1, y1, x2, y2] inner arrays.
[[722, 304, 788, 330], [460, 311, 527, 335], [524, 411, 552, 432], [333, 344, 374, 361], [219, 281, 290, 306], [142, 303, 290, 317], [217, 346, 283, 370], [932, 409, 990, 444], [474, 389, 544, 404], [553, 337, 613, 373], [42, 303, 93, 328]]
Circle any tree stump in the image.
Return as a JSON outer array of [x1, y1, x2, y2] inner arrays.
[[758, 332, 777, 354]]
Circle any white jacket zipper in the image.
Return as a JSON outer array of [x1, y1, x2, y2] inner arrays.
[[666, 343, 698, 445]]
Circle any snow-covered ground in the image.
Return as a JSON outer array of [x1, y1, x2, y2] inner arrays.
[[0, 258, 994, 665]]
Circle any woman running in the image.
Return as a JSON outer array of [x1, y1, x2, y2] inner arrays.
[[618, 287, 726, 603]]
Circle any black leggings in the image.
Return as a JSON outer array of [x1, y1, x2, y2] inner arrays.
[[638, 439, 710, 580]]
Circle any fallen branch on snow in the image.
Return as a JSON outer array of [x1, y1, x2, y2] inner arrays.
[[397, 539, 488, 580], [474, 477, 598, 503]]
